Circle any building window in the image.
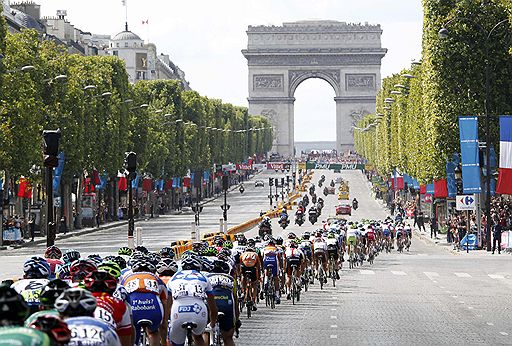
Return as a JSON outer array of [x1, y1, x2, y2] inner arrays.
[[116, 43, 120, 48], [125, 42, 128, 48], [113, 51, 118, 56], [136, 71, 147, 80]]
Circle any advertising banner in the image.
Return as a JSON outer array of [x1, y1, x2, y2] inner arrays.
[[267, 162, 289, 170], [236, 164, 252, 170], [306, 162, 363, 170], [252, 163, 266, 171], [459, 116, 481, 193], [3, 227, 22, 242], [222, 164, 236, 172]]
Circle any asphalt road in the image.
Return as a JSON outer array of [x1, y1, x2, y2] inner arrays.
[[3, 169, 512, 345]]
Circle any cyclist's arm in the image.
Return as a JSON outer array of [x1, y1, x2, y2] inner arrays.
[[232, 283, 240, 321], [206, 294, 218, 328]]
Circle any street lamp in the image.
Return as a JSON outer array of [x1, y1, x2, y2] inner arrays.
[[439, 16, 509, 251], [83, 85, 96, 91], [124, 152, 137, 248], [220, 175, 230, 233], [42, 129, 61, 247]]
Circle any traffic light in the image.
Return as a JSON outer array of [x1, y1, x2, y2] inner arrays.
[[42, 129, 61, 168], [281, 178, 285, 186], [275, 178, 279, 187], [194, 170, 203, 188], [269, 177, 273, 187], [124, 152, 137, 173], [222, 175, 229, 191]]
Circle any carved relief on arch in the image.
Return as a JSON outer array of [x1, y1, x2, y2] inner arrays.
[[261, 109, 279, 144], [288, 69, 341, 97], [349, 107, 371, 134]]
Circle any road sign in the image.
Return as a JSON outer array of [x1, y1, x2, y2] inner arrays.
[[456, 194, 476, 211]]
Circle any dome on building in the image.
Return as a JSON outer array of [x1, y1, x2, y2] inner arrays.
[[112, 30, 142, 41]]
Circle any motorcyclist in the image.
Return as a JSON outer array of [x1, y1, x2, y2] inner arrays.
[[308, 206, 318, 224], [330, 180, 335, 187], [279, 209, 289, 223], [296, 204, 305, 216], [312, 193, 317, 205], [239, 184, 245, 194], [352, 198, 359, 210]]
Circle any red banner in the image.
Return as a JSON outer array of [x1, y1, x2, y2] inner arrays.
[[236, 164, 252, 170], [118, 177, 127, 191], [142, 179, 153, 192], [267, 162, 285, 170], [434, 179, 448, 198]]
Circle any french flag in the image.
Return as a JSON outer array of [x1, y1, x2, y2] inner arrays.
[[496, 115, 512, 194]]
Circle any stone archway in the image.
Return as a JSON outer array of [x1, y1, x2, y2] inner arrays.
[[242, 20, 387, 157]]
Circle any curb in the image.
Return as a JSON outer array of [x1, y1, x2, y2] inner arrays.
[[414, 230, 459, 255]]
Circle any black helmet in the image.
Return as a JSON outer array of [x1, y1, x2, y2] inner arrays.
[[0, 285, 29, 326], [39, 279, 70, 310], [212, 260, 231, 274], [54, 288, 97, 318]]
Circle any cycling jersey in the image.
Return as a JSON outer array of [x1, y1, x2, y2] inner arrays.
[[0, 327, 51, 346], [46, 258, 63, 278], [120, 272, 167, 335], [326, 238, 338, 251], [312, 238, 327, 252], [11, 278, 49, 311], [366, 229, 375, 241], [66, 316, 121, 346], [167, 270, 214, 345], [383, 227, 391, 237], [207, 273, 236, 332], [92, 292, 132, 337], [240, 252, 259, 268], [262, 245, 279, 277]]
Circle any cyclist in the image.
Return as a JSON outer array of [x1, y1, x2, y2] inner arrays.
[[346, 225, 358, 257], [12, 256, 51, 314], [159, 247, 175, 259], [312, 232, 328, 282], [120, 259, 168, 346], [239, 246, 261, 311], [69, 259, 97, 284], [25, 279, 70, 326], [156, 258, 178, 285], [84, 271, 133, 346], [55, 287, 121, 346], [0, 285, 52, 345], [27, 314, 71, 346], [62, 249, 81, 265], [326, 232, 340, 279], [167, 257, 218, 346], [207, 260, 241, 346], [262, 237, 281, 304], [284, 241, 304, 300], [366, 225, 376, 255], [44, 246, 63, 279]]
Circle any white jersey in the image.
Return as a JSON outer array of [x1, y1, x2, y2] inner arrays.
[[347, 229, 358, 238], [285, 248, 303, 259], [167, 270, 213, 302], [66, 316, 120, 346], [11, 279, 49, 308], [232, 245, 247, 257], [326, 238, 338, 250], [312, 238, 327, 251]]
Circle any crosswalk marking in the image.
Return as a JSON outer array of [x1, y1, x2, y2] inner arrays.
[[489, 274, 505, 279], [391, 271, 407, 276], [424, 272, 439, 278], [454, 272, 472, 278], [360, 270, 375, 275]]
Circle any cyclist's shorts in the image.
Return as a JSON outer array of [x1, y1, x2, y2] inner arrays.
[[263, 259, 278, 277], [128, 292, 163, 333], [169, 299, 208, 345], [212, 288, 235, 332], [347, 235, 357, 246], [300, 248, 312, 261], [241, 265, 258, 283], [327, 249, 338, 261], [286, 257, 301, 276]]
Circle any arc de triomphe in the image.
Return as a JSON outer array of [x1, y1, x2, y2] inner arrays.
[[242, 20, 387, 157]]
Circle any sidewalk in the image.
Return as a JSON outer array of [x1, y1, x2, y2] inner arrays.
[[0, 172, 258, 251]]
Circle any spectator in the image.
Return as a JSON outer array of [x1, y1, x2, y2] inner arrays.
[[430, 216, 438, 239], [417, 211, 426, 232], [492, 222, 503, 254]]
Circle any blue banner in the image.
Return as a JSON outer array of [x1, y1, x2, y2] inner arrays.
[[52, 152, 65, 194], [459, 116, 481, 193], [446, 162, 457, 198], [412, 179, 420, 190], [203, 171, 210, 182], [95, 173, 108, 190], [426, 183, 434, 195], [131, 174, 140, 189]]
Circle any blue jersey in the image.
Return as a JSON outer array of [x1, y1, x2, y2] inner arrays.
[[66, 316, 120, 346]]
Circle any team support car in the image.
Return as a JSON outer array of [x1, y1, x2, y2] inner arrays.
[[336, 203, 352, 216], [255, 180, 265, 187]]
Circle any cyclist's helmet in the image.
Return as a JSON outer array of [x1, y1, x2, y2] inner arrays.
[[0, 285, 29, 326], [214, 238, 224, 247], [28, 314, 71, 345], [202, 247, 218, 257], [56, 263, 71, 280], [62, 249, 80, 264], [287, 232, 296, 239], [275, 236, 284, 245], [87, 254, 102, 266], [267, 237, 276, 245], [289, 240, 298, 248], [69, 259, 97, 282], [198, 258, 213, 272], [44, 246, 62, 260], [97, 261, 122, 279], [237, 236, 247, 246], [223, 240, 233, 249], [118, 247, 133, 257], [156, 258, 178, 276], [131, 260, 156, 273], [212, 260, 231, 274], [159, 247, 175, 259], [55, 288, 97, 318], [246, 246, 256, 252], [147, 252, 161, 266], [181, 250, 195, 259], [39, 279, 70, 310], [134, 245, 149, 254], [247, 238, 256, 247], [83, 270, 118, 294], [327, 232, 336, 239], [181, 257, 202, 271], [302, 233, 310, 240], [254, 235, 261, 243], [23, 257, 51, 279], [219, 248, 232, 258], [216, 252, 230, 262]]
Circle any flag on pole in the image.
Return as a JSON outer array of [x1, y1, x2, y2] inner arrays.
[[496, 115, 512, 194]]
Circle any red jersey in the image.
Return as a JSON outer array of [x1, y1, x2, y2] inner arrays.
[[92, 292, 132, 337]]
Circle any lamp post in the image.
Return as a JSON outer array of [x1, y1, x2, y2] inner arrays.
[[268, 177, 273, 206], [43, 129, 61, 247], [124, 152, 137, 248], [439, 17, 509, 251], [220, 175, 230, 233]]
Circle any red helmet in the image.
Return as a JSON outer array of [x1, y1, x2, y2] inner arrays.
[[28, 314, 71, 345], [83, 270, 118, 294], [44, 246, 62, 260], [69, 260, 97, 282]]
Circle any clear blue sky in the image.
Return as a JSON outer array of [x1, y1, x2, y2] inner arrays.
[[35, 0, 423, 141]]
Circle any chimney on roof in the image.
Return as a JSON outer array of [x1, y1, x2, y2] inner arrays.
[[56, 10, 67, 20]]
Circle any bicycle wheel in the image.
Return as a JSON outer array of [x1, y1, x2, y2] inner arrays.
[[296, 277, 301, 302], [291, 280, 296, 305], [246, 300, 251, 319], [319, 268, 324, 290]]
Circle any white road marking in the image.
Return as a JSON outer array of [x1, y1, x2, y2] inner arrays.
[[486, 322, 494, 326], [330, 325, 337, 328], [446, 291, 452, 294], [451, 295, 458, 298], [330, 316, 337, 319], [360, 270, 375, 275], [391, 271, 407, 276], [424, 272, 439, 279], [454, 272, 472, 278], [330, 335, 338, 339], [489, 274, 505, 279], [468, 307, 474, 309], [330, 308, 337, 311], [500, 332, 508, 336]]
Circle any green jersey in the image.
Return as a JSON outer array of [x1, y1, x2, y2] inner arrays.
[[0, 327, 51, 346], [24, 309, 60, 327]]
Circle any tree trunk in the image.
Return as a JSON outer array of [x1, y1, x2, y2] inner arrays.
[[76, 176, 83, 229]]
